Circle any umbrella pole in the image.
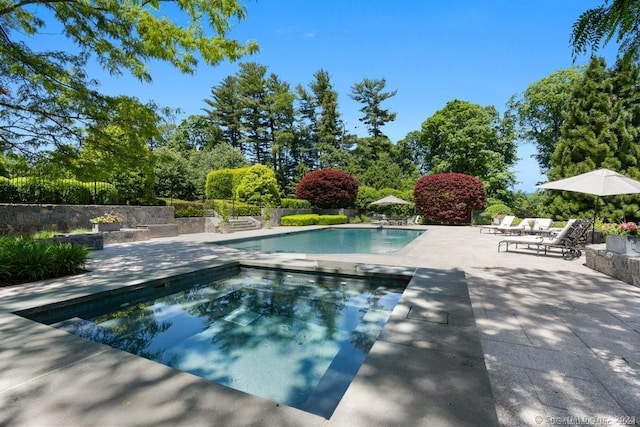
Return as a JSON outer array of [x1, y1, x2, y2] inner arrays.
[[592, 196, 599, 243]]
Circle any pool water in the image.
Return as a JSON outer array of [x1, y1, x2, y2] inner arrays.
[[35, 268, 406, 418], [218, 227, 423, 254]]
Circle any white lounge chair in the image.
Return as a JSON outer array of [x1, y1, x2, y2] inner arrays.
[[479, 215, 515, 233], [496, 217, 534, 234], [497, 219, 592, 259]]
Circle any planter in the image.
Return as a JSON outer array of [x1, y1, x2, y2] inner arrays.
[[605, 234, 640, 256], [92, 223, 122, 232]]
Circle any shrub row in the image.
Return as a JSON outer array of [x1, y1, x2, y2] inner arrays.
[[280, 214, 348, 226], [161, 198, 205, 217], [0, 237, 89, 286], [205, 199, 262, 217], [279, 198, 311, 209], [0, 177, 119, 204]]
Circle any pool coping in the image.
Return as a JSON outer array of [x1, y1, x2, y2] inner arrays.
[[0, 236, 498, 426]]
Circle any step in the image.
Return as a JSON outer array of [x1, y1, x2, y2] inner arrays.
[[137, 224, 179, 238]]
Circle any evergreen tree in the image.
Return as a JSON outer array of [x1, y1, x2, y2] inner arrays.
[[546, 57, 640, 221], [349, 78, 397, 138], [237, 63, 270, 164], [204, 77, 243, 150]]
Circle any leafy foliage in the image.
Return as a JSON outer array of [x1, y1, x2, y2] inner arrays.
[[0, 0, 257, 155], [295, 169, 359, 209], [235, 164, 281, 206], [419, 100, 516, 199], [204, 167, 251, 200], [571, 0, 640, 61], [280, 198, 312, 209], [413, 173, 487, 224], [0, 237, 89, 286], [506, 67, 583, 173]]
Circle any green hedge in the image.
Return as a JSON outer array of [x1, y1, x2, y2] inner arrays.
[[0, 237, 89, 286], [0, 177, 119, 204], [161, 198, 205, 217], [204, 199, 261, 216], [204, 167, 251, 200], [280, 214, 348, 226], [280, 198, 311, 209]]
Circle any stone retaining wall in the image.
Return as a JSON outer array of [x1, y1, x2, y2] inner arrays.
[[585, 245, 640, 288], [0, 204, 174, 235]]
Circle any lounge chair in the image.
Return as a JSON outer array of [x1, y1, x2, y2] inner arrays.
[[372, 214, 388, 225], [496, 217, 534, 234], [479, 215, 515, 233], [497, 219, 593, 259]]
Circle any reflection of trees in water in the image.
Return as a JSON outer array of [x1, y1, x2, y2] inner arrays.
[[72, 270, 399, 382], [81, 303, 172, 359]]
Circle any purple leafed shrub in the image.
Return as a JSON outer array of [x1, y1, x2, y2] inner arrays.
[[295, 169, 359, 209], [414, 173, 486, 224]]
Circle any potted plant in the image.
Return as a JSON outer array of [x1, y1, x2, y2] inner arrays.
[[603, 222, 640, 256], [527, 219, 535, 231], [90, 213, 123, 232]]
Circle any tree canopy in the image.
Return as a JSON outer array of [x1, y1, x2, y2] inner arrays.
[[418, 100, 517, 200], [571, 0, 640, 61], [0, 0, 258, 154]]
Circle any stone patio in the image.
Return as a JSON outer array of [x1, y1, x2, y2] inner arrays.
[[0, 225, 638, 426]]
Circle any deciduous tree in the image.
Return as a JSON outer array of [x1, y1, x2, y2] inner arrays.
[[0, 0, 257, 155]]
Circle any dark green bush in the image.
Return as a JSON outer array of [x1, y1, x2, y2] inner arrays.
[[205, 199, 261, 216], [280, 198, 311, 209], [162, 199, 205, 217], [0, 237, 89, 286]]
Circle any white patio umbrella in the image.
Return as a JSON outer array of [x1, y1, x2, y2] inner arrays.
[[369, 195, 411, 206], [537, 168, 640, 242]]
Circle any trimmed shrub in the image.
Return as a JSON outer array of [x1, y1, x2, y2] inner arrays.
[[280, 214, 320, 226], [295, 169, 358, 209], [279, 214, 347, 226], [414, 173, 486, 225], [0, 237, 89, 286], [235, 164, 281, 206], [161, 199, 205, 217], [205, 199, 261, 216], [204, 167, 251, 200], [317, 214, 348, 225], [280, 198, 312, 209]]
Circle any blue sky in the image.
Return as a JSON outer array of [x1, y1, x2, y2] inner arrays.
[[42, 0, 619, 192]]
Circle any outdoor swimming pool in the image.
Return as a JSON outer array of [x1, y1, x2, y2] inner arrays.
[[217, 227, 423, 254], [20, 265, 407, 418]]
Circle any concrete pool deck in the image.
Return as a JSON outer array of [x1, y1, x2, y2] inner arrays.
[[0, 225, 638, 426]]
